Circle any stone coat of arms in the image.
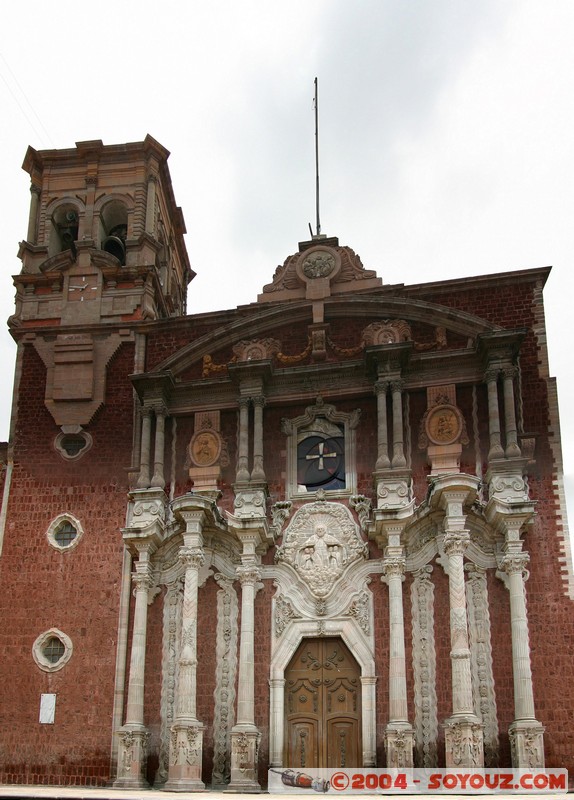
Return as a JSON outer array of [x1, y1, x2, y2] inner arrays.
[[275, 502, 368, 598]]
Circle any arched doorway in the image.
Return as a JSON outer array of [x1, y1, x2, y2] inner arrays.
[[284, 637, 362, 769]]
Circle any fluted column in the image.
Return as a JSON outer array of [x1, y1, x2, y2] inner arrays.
[[166, 538, 206, 790], [236, 396, 250, 482], [251, 396, 266, 482], [502, 366, 521, 458], [27, 185, 41, 244], [137, 408, 152, 489], [375, 380, 391, 470], [391, 380, 406, 468], [229, 565, 261, 791], [114, 548, 153, 788], [485, 369, 505, 460], [151, 407, 166, 489], [382, 554, 414, 767], [500, 551, 545, 767]]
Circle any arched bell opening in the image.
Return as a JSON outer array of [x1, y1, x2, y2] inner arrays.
[[99, 199, 128, 265]]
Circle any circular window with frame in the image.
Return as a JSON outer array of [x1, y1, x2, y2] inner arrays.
[[46, 513, 83, 552], [32, 628, 73, 673]]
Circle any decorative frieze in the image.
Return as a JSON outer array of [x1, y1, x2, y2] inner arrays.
[[465, 564, 499, 766], [212, 575, 238, 787], [411, 566, 438, 767]]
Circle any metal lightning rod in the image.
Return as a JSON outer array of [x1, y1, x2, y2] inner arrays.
[[314, 77, 321, 237]]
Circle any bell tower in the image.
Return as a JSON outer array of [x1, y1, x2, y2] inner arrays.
[[10, 135, 194, 437], [15, 135, 194, 327]]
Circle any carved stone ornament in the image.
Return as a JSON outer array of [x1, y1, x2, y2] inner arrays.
[[232, 338, 281, 362], [362, 320, 412, 346], [189, 429, 221, 468], [301, 249, 336, 279], [275, 501, 368, 598], [425, 404, 464, 446]]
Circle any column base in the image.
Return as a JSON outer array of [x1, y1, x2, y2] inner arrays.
[[509, 720, 545, 769], [444, 716, 484, 768], [164, 721, 205, 792], [113, 726, 150, 789], [385, 724, 414, 768], [227, 728, 261, 792]]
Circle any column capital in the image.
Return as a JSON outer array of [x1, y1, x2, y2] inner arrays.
[[500, 552, 530, 577], [382, 555, 406, 579], [237, 565, 261, 586], [375, 379, 390, 395], [252, 394, 266, 409], [443, 530, 470, 557], [132, 569, 153, 592], [390, 378, 404, 393], [179, 545, 205, 570], [484, 367, 501, 383]]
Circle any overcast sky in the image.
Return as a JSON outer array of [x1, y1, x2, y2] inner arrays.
[[1, 0, 573, 538]]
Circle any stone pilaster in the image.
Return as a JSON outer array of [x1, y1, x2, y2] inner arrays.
[[485, 368, 505, 461], [251, 395, 266, 482], [114, 549, 154, 788], [500, 551, 545, 768], [438, 484, 484, 768], [391, 379, 407, 468], [375, 379, 391, 470], [229, 565, 262, 792], [502, 366, 521, 458], [382, 552, 414, 768], [236, 396, 250, 482], [151, 406, 166, 489], [165, 515, 206, 791], [137, 408, 153, 489], [165, 540, 205, 792]]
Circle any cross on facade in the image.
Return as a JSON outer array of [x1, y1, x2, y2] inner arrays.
[[306, 441, 337, 471]]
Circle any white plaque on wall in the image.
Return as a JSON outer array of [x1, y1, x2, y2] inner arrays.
[[39, 693, 56, 724]]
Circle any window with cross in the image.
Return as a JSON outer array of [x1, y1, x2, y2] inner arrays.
[[282, 397, 360, 499], [297, 419, 345, 491]]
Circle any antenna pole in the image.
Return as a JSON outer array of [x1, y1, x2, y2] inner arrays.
[[314, 77, 321, 237]]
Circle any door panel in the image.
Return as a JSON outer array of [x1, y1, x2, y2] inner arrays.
[[284, 637, 362, 768]]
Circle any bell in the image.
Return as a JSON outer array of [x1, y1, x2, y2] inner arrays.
[[102, 235, 126, 264]]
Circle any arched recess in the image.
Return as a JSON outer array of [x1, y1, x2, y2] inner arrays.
[[269, 616, 377, 768], [95, 194, 133, 265], [45, 197, 84, 257]]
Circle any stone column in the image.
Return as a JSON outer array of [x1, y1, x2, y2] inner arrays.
[[375, 380, 391, 470], [442, 500, 484, 767], [382, 554, 414, 767], [251, 396, 266, 482], [390, 380, 407, 468], [500, 551, 545, 767], [229, 565, 261, 791], [114, 547, 154, 788], [151, 407, 166, 489], [137, 408, 152, 489], [502, 366, 521, 458], [269, 678, 285, 767], [485, 369, 505, 460], [27, 184, 41, 243], [145, 175, 157, 234], [166, 532, 206, 791], [237, 396, 251, 483]]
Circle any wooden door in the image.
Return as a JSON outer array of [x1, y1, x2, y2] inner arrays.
[[284, 637, 362, 769]]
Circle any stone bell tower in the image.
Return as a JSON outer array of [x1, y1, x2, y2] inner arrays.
[[11, 135, 194, 441]]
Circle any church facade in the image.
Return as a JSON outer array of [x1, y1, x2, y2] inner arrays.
[[0, 136, 573, 789]]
